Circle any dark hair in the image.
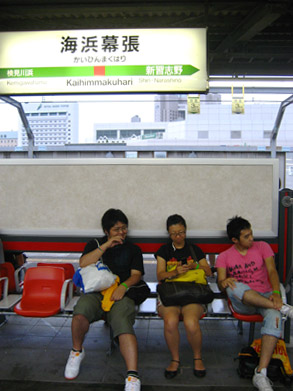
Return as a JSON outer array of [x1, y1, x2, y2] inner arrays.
[[226, 216, 251, 240], [101, 208, 128, 233], [166, 214, 186, 231]]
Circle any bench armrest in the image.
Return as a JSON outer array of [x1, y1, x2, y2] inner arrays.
[[0, 276, 9, 298], [60, 279, 74, 311], [14, 265, 26, 293]]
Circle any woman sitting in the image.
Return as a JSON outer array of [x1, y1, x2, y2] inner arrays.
[[155, 214, 212, 379]]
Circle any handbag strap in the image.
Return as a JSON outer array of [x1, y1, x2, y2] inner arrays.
[[189, 244, 198, 264], [168, 240, 199, 264], [168, 240, 199, 266], [94, 238, 103, 262]]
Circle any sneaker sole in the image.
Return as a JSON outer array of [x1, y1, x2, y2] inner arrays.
[[65, 375, 78, 380]]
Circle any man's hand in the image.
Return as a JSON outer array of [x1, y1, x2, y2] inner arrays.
[[220, 277, 237, 290], [111, 284, 127, 301], [269, 292, 283, 310], [106, 235, 124, 249]]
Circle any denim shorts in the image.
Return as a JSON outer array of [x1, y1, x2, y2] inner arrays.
[[73, 292, 136, 338], [226, 281, 282, 338]]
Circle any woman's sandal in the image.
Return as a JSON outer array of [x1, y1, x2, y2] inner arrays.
[[193, 358, 206, 378], [164, 359, 180, 379]]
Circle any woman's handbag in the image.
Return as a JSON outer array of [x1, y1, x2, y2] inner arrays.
[[157, 281, 214, 306], [126, 280, 151, 305], [157, 244, 214, 306]]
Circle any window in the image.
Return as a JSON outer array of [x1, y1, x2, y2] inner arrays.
[[263, 131, 271, 139], [96, 130, 117, 139], [120, 129, 141, 138], [231, 131, 242, 139], [198, 131, 209, 139]]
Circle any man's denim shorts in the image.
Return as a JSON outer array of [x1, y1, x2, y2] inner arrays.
[[226, 281, 282, 338]]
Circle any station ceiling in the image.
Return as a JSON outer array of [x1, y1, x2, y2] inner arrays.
[[0, 0, 292, 77]]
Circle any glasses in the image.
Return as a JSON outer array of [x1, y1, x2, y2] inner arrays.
[[170, 231, 186, 237], [112, 225, 128, 233]]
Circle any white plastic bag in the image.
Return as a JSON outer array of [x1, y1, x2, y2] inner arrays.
[[73, 261, 117, 293]]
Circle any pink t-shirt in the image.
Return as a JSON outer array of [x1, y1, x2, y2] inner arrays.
[[215, 241, 274, 293]]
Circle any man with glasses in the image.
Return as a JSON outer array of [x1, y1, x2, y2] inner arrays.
[[65, 209, 144, 391]]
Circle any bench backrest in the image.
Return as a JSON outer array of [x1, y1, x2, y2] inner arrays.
[[1, 236, 279, 256]]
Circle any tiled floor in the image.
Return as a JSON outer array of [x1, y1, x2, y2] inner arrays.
[[0, 311, 292, 391]]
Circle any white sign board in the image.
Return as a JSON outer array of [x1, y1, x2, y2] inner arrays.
[[0, 28, 208, 94]]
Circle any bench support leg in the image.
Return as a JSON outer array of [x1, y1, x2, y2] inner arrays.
[[0, 314, 7, 328], [248, 322, 256, 345], [237, 320, 243, 335]]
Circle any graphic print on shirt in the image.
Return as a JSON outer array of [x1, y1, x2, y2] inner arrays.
[[228, 260, 266, 286], [166, 256, 193, 273]]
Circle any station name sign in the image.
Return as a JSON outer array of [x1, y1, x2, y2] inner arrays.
[[0, 28, 208, 95]]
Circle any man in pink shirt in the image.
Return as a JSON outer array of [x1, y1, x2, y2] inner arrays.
[[216, 216, 293, 391]]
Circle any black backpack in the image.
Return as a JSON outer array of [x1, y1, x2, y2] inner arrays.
[[236, 346, 292, 386]]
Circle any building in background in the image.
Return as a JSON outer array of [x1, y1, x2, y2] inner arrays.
[[154, 94, 186, 122], [0, 131, 18, 147], [154, 94, 293, 148], [19, 102, 79, 147], [92, 93, 293, 149], [94, 122, 166, 142]]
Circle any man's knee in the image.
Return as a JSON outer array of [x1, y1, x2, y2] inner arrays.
[[227, 286, 243, 302], [261, 309, 282, 338], [72, 313, 90, 330]]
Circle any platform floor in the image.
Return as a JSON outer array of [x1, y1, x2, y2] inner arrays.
[[0, 311, 292, 391], [1, 255, 292, 390]]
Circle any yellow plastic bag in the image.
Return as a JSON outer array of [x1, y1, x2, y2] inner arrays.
[[166, 268, 207, 285], [251, 338, 293, 376]]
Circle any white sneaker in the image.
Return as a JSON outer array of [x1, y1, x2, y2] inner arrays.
[[124, 376, 141, 391], [252, 368, 273, 391], [280, 304, 293, 319], [64, 348, 85, 380]]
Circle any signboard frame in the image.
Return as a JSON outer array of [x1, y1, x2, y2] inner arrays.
[[0, 28, 208, 95]]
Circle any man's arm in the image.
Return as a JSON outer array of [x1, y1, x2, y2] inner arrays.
[[79, 235, 124, 268], [111, 269, 142, 301], [217, 267, 237, 292], [264, 256, 283, 309]]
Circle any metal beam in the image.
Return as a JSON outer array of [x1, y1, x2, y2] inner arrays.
[[214, 4, 282, 53], [0, 96, 35, 158], [271, 94, 293, 158]]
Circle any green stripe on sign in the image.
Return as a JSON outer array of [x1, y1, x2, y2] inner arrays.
[[105, 65, 199, 76], [106, 65, 146, 76], [0, 64, 199, 78], [0, 67, 94, 78], [35, 67, 94, 77]]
